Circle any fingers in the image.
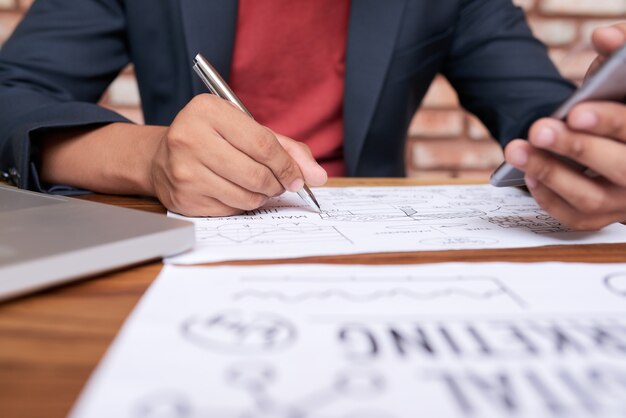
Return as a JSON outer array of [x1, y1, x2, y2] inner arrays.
[[522, 176, 624, 231], [592, 24, 626, 56], [199, 95, 305, 192], [568, 102, 626, 144], [275, 133, 328, 187], [153, 94, 327, 216], [586, 23, 626, 79], [180, 128, 285, 197], [525, 116, 626, 187], [152, 168, 244, 217], [506, 139, 616, 212], [505, 139, 626, 226]]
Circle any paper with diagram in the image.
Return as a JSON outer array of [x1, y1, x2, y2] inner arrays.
[[166, 185, 626, 264], [70, 263, 626, 418]]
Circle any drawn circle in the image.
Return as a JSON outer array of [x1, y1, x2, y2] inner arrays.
[[181, 310, 297, 353], [604, 272, 626, 298], [419, 237, 498, 246], [134, 392, 192, 418], [335, 369, 385, 398], [225, 362, 276, 392]]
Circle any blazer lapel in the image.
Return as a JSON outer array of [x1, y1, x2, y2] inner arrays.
[[343, 0, 407, 175], [178, 0, 406, 175], [178, 0, 238, 95]]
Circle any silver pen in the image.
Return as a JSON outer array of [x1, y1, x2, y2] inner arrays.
[[192, 53, 321, 212]]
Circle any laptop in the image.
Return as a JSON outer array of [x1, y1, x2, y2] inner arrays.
[[0, 185, 195, 301]]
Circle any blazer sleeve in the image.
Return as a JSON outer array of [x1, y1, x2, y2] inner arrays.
[[0, 0, 131, 192], [442, 0, 576, 147]]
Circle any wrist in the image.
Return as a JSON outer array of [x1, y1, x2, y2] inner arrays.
[[113, 124, 166, 196], [40, 122, 167, 196]]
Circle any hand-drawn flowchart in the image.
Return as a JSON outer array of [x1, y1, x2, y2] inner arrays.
[[70, 263, 626, 418], [167, 186, 626, 264]]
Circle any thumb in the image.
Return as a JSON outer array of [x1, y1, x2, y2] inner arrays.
[[586, 23, 626, 79], [275, 133, 328, 187], [592, 23, 626, 57]]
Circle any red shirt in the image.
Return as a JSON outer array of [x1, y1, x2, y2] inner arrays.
[[229, 0, 350, 177]]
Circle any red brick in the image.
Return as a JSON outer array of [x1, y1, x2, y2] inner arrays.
[[527, 18, 577, 46], [467, 114, 493, 141], [540, 0, 626, 16], [408, 110, 465, 138], [549, 48, 596, 81], [580, 19, 625, 44], [409, 138, 504, 171], [2, 0, 625, 180], [106, 74, 141, 107], [421, 75, 459, 108], [0, 0, 16, 10], [406, 168, 494, 182]]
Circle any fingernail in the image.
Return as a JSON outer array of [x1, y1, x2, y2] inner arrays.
[[571, 110, 598, 129], [533, 127, 555, 147], [288, 178, 304, 192], [525, 176, 538, 190], [509, 147, 528, 167]]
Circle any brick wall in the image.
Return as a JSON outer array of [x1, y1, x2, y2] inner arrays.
[[1, 0, 625, 180]]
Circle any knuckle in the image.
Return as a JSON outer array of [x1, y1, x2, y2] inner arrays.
[[166, 128, 190, 150], [255, 129, 279, 160], [249, 166, 276, 191], [191, 93, 218, 110], [533, 161, 554, 184], [275, 159, 298, 182], [298, 141, 313, 155], [566, 136, 586, 160], [169, 165, 192, 184]]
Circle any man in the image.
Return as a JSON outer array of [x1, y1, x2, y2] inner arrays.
[[0, 0, 624, 230]]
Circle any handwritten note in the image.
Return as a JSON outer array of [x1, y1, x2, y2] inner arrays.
[[167, 186, 626, 264], [71, 263, 626, 418]]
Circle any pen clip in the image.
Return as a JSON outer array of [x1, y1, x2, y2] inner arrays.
[[193, 54, 252, 117], [192, 63, 220, 97]]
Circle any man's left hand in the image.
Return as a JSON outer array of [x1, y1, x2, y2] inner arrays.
[[504, 23, 626, 231]]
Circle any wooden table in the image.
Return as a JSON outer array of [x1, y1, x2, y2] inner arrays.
[[1, 178, 625, 418]]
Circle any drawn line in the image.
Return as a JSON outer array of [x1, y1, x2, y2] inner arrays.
[[232, 288, 508, 303]]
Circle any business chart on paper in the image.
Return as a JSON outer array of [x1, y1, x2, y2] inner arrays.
[[167, 185, 626, 264], [71, 263, 626, 418]]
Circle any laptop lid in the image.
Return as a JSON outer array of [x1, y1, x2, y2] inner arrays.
[[0, 186, 195, 301]]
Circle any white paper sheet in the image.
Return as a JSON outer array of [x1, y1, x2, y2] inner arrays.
[[71, 263, 626, 418], [166, 185, 626, 264]]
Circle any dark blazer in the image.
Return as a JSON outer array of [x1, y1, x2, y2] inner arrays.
[[0, 0, 575, 192]]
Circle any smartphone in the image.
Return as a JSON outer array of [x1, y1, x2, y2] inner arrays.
[[490, 43, 626, 187]]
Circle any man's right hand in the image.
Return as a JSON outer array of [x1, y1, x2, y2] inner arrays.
[[149, 94, 327, 216], [40, 94, 327, 217]]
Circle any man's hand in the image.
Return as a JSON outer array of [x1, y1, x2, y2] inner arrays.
[[40, 94, 327, 217], [504, 23, 626, 231], [150, 94, 327, 216]]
